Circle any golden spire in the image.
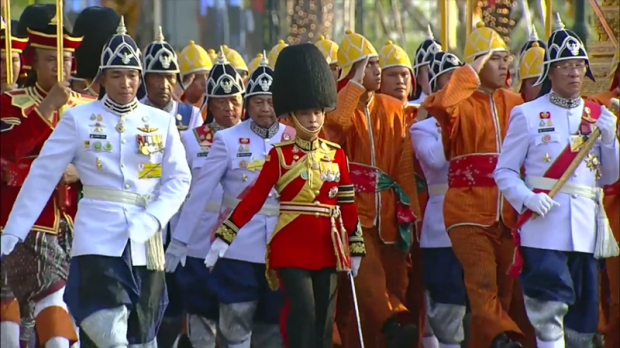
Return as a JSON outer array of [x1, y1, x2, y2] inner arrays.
[[528, 26, 539, 41], [425, 24, 435, 40], [116, 16, 127, 35], [156, 26, 164, 42], [554, 13, 565, 31], [217, 45, 228, 64], [260, 50, 268, 66]]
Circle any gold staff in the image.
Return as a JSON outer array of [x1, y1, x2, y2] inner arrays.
[[2, 0, 12, 84], [55, 0, 63, 84], [543, 0, 552, 38], [439, 0, 448, 47], [465, 0, 473, 38]]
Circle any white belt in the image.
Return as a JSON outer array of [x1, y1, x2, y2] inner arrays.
[[82, 186, 154, 208], [204, 201, 221, 212], [428, 184, 448, 196], [526, 176, 598, 200], [222, 195, 279, 216]]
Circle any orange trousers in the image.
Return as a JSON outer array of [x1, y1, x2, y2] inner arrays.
[[405, 241, 425, 348], [336, 226, 410, 348], [449, 223, 523, 347]]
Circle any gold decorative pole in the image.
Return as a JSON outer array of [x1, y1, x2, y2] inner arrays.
[[544, 0, 552, 38], [465, 0, 473, 38], [2, 0, 12, 84], [55, 0, 63, 83], [440, 0, 448, 47]]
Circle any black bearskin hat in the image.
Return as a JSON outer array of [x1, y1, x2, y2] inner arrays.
[[272, 43, 336, 117], [73, 6, 120, 80]]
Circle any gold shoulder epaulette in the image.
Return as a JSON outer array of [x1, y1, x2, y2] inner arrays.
[[71, 91, 97, 105], [272, 140, 295, 148], [6, 88, 36, 111], [320, 139, 341, 149], [4, 88, 27, 98]]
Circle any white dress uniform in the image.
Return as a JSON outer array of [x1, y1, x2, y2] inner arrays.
[[176, 123, 226, 259], [141, 97, 203, 136], [175, 57, 287, 348], [410, 50, 467, 348], [10, 21, 189, 348], [139, 28, 207, 348], [494, 26, 619, 348]]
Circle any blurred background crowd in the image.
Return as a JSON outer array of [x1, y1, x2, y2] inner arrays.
[[5, 0, 619, 94]]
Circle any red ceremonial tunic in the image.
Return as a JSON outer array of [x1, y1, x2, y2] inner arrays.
[[214, 136, 366, 288], [0, 84, 95, 234]]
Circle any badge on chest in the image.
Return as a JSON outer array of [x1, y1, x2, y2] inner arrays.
[[237, 137, 252, 157], [138, 163, 162, 179]]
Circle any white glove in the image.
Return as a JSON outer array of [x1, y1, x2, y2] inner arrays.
[[0, 234, 20, 256], [524, 192, 560, 217], [596, 107, 618, 144], [350, 256, 362, 277], [127, 213, 161, 244], [164, 239, 187, 273], [204, 238, 229, 268]]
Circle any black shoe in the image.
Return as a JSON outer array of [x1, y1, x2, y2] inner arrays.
[[491, 333, 522, 348], [382, 317, 419, 348], [177, 333, 193, 348]]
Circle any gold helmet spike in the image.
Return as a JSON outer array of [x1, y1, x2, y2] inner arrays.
[[217, 46, 228, 64], [156, 26, 164, 42], [260, 50, 268, 66], [116, 16, 127, 35], [554, 13, 565, 31], [425, 24, 435, 40], [528, 26, 539, 41]]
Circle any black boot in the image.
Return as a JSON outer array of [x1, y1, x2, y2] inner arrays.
[[491, 333, 522, 348], [382, 317, 419, 348]]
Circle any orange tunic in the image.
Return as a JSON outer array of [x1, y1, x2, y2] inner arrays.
[[325, 81, 419, 243], [588, 90, 619, 348], [422, 65, 523, 230]]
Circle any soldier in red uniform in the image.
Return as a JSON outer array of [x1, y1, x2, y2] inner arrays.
[[0, 16, 29, 348], [0, 5, 94, 348], [204, 43, 366, 348]]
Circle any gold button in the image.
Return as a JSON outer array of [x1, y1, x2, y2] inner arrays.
[[121, 139, 126, 144], [314, 212, 319, 217], [314, 190, 320, 194], [124, 184, 130, 189], [314, 201, 320, 205], [268, 193, 273, 197], [121, 163, 125, 168]]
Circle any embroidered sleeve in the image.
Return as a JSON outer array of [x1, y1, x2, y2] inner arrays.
[[348, 219, 366, 257], [337, 184, 355, 204], [215, 218, 241, 244]]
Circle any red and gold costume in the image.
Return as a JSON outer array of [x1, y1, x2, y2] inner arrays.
[[422, 23, 524, 347], [0, 9, 92, 346], [1, 84, 93, 234], [215, 137, 365, 285], [0, 20, 29, 335], [588, 51, 619, 348]]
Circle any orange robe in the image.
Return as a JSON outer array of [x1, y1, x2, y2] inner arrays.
[[423, 65, 524, 346], [325, 80, 420, 348], [588, 90, 619, 348]]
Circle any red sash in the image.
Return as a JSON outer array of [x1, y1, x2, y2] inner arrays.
[[508, 100, 602, 277]]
